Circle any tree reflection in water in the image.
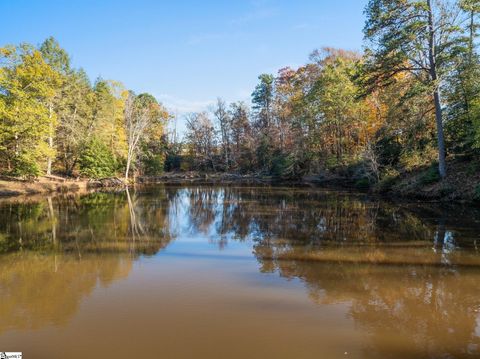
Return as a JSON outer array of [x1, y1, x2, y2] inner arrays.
[[173, 185, 480, 358], [0, 253, 132, 333], [0, 187, 176, 334], [0, 185, 479, 358]]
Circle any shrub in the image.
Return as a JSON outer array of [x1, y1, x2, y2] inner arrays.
[[325, 156, 339, 171], [270, 151, 294, 178], [375, 167, 400, 193], [420, 163, 440, 185], [143, 153, 165, 176], [164, 153, 182, 172], [10, 153, 41, 179], [375, 134, 402, 167], [79, 138, 117, 179], [179, 156, 193, 171], [399, 147, 437, 172]]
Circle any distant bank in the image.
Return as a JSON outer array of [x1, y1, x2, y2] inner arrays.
[[1, 158, 478, 205]]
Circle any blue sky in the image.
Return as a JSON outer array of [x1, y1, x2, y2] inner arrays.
[[1, 0, 368, 125]]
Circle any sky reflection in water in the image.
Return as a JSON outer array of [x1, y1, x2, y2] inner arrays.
[[0, 185, 479, 359]]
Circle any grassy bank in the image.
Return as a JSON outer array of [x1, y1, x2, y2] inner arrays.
[[0, 176, 125, 198], [300, 157, 480, 204], [379, 158, 480, 203]]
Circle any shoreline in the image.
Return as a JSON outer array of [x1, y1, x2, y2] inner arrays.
[[0, 168, 478, 206], [0, 177, 125, 198], [137, 168, 480, 205]]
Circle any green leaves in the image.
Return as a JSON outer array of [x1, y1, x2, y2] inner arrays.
[[79, 137, 117, 179], [0, 38, 169, 179]]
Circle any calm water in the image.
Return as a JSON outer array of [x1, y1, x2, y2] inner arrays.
[[1, 185, 480, 359]]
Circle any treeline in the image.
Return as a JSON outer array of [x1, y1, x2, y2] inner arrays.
[[0, 37, 169, 180], [2, 0, 480, 187], [176, 0, 480, 187]]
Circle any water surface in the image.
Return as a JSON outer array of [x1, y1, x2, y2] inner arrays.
[[0, 185, 480, 359]]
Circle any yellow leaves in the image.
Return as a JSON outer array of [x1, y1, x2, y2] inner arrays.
[[145, 102, 170, 140], [37, 141, 55, 162], [5, 49, 62, 102], [0, 45, 64, 175], [0, 47, 9, 57], [0, 46, 16, 62]]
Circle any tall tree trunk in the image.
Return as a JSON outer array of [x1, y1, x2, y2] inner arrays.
[[125, 154, 132, 181], [433, 89, 447, 178], [427, 0, 447, 178], [47, 104, 54, 176]]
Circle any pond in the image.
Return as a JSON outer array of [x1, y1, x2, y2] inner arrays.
[[0, 185, 479, 359]]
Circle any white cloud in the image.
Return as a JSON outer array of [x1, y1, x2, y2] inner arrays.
[[155, 93, 215, 115]]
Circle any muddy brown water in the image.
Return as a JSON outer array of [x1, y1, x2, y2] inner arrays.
[[0, 185, 479, 359]]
